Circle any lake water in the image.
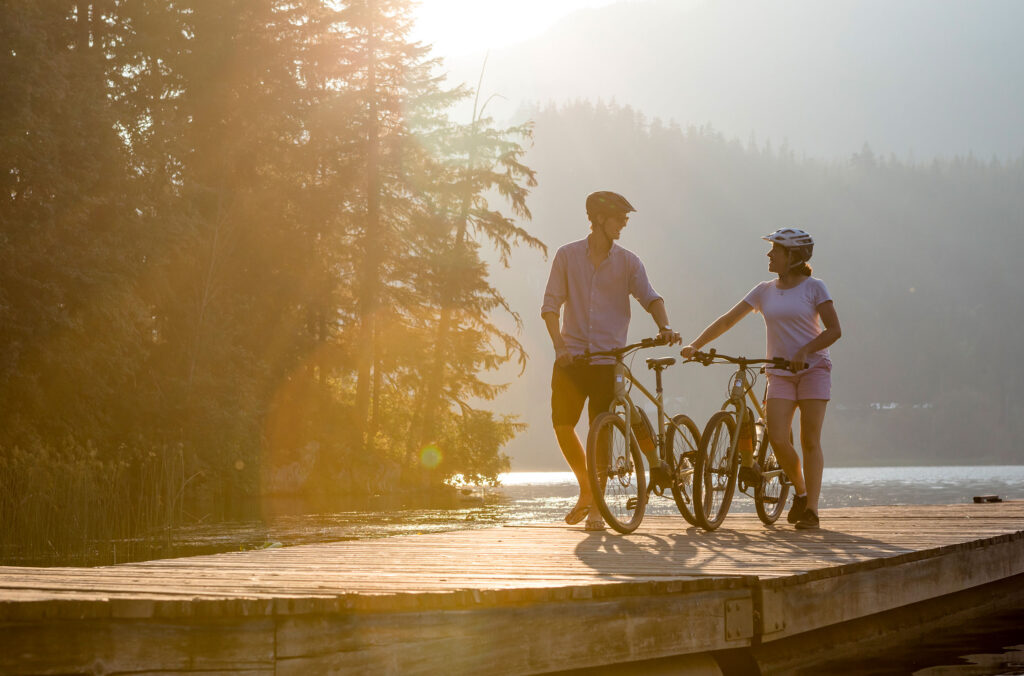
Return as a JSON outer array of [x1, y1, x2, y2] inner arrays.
[[136, 465, 1024, 557]]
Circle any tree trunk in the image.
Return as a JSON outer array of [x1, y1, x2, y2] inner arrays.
[[353, 21, 381, 447]]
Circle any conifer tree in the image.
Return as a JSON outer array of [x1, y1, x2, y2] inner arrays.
[[403, 64, 544, 482]]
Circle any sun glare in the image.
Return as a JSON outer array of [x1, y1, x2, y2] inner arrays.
[[412, 0, 618, 58]]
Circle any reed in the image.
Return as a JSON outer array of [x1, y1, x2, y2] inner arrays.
[[0, 441, 196, 566]]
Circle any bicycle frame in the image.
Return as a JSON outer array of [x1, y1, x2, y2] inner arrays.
[[578, 338, 698, 489], [719, 364, 771, 492], [686, 349, 795, 529], [609, 359, 697, 491], [579, 338, 706, 532]]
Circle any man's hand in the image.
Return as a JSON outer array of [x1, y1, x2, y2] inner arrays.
[[555, 345, 574, 367], [658, 327, 682, 346], [680, 344, 698, 359]]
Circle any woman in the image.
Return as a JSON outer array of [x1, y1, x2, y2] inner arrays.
[[681, 229, 842, 529]]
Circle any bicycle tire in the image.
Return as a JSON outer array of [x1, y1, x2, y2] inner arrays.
[[666, 414, 701, 527], [754, 431, 791, 525], [586, 411, 647, 534], [694, 409, 738, 531]]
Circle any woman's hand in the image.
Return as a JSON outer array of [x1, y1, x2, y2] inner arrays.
[[791, 347, 809, 372]]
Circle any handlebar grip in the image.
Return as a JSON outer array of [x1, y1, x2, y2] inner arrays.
[[641, 335, 668, 348], [680, 349, 714, 365]]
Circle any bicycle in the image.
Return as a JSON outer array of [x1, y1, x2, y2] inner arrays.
[[577, 337, 702, 534], [684, 349, 794, 531]]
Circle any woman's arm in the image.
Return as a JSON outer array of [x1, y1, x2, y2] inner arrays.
[[680, 300, 754, 358], [791, 301, 842, 369]]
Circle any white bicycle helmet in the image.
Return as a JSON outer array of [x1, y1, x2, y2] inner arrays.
[[763, 228, 814, 268], [762, 228, 814, 248]]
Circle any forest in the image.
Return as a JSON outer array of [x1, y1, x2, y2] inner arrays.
[[1, 1, 542, 559], [499, 100, 1024, 470]]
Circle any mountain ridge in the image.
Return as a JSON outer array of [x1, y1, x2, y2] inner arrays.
[[443, 0, 1024, 160]]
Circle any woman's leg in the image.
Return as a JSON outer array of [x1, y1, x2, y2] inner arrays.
[[765, 398, 806, 496], [796, 399, 828, 512]]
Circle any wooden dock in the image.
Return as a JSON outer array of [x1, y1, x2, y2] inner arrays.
[[1, 502, 1022, 675]]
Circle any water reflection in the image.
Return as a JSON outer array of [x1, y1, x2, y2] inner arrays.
[[3, 466, 1023, 567]]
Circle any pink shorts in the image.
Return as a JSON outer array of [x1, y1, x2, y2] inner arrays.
[[766, 363, 831, 401]]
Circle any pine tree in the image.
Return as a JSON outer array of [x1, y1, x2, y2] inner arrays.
[[403, 61, 544, 483]]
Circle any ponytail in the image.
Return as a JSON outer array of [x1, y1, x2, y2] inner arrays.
[[793, 262, 812, 276]]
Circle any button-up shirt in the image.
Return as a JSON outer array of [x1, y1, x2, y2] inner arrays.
[[541, 237, 662, 363]]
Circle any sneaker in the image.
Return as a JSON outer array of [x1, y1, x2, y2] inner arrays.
[[787, 494, 807, 524], [738, 462, 763, 491], [795, 509, 819, 530]]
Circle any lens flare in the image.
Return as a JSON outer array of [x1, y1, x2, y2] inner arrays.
[[420, 444, 442, 469]]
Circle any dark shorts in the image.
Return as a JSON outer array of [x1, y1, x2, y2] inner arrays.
[[551, 362, 616, 427]]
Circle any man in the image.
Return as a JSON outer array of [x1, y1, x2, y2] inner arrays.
[[541, 191, 681, 530]]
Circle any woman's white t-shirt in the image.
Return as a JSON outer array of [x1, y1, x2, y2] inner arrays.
[[743, 277, 833, 375]]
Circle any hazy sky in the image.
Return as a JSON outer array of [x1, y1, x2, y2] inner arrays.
[[411, 0, 618, 57]]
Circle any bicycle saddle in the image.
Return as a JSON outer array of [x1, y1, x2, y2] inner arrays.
[[646, 357, 676, 369]]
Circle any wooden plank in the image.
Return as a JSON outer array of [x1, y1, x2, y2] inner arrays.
[[758, 531, 1024, 640], [275, 588, 755, 676], [0, 503, 1019, 674], [0, 618, 275, 675]]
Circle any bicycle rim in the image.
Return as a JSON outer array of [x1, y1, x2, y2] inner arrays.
[[695, 410, 737, 530], [586, 412, 647, 533], [755, 437, 789, 524], [668, 414, 700, 527]]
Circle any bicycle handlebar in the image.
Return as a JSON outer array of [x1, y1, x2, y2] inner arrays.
[[574, 336, 668, 363], [684, 348, 793, 372]]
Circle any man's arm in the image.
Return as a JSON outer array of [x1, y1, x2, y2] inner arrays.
[[628, 255, 681, 346], [543, 311, 573, 367], [647, 298, 681, 345]]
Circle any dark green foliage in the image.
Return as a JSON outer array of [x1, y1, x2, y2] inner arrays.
[[0, 1, 538, 562]]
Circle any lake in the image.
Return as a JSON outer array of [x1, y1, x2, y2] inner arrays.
[[111, 465, 1024, 558]]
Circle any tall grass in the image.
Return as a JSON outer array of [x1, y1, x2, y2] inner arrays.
[[0, 441, 198, 566]]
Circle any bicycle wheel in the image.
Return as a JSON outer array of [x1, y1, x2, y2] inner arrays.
[[694, 410, 739, 531], [586, 411, 647, 534], [754, 433, 791, 525], [666, 414, 701, 527]]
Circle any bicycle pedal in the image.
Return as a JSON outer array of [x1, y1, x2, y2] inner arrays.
[[626, 497, 640, 511]]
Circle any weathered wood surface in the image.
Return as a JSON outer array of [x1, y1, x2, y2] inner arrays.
[[0, 502, 1021, 674]]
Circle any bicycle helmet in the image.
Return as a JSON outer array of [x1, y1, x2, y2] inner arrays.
[[763, 228, 814, 266], [586, 191, 636, 220]]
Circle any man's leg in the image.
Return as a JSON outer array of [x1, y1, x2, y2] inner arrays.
[[554, 424, 593, 511], [551, 363, 592, 522]]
